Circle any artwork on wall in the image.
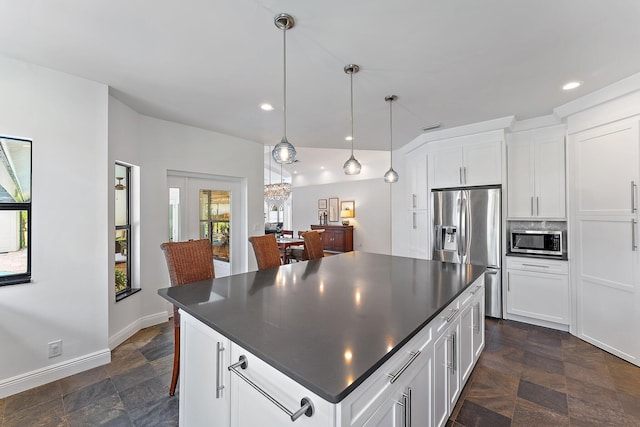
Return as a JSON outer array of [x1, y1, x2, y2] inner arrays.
[[318, 199, 327, 209], [328, 197, 339, 222]]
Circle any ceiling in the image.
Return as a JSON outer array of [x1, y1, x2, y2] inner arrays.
[[1, 1, 640, 157]]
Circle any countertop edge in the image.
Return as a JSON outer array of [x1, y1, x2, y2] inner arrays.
[[157, 266, 485, 404]]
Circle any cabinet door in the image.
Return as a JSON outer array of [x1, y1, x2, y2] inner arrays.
[[405, 350, 433, 427], [320, 230, 332, 250], [433, 331, 449, 427], [507, 141, 534, 218], [180, 313, 230, 427], [506, 269, 569, 324], [472, 287, 485, 360], [571, 118, 640, 364], [408, 210, 429, 259], [535, 138, 566, 218], [406, 153, 429, 209], [463, 141, 502, 186], [362, 393, 402, 427], [332, 230, 345, 252], [447, 320, 461, 412], [459, 302, 475, 385], [432, 146, 463, 189]]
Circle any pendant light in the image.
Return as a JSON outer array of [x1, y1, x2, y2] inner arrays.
[[383, 95, 399, 183], [343, 64, 362, 175], [271, 13, 297, 164]]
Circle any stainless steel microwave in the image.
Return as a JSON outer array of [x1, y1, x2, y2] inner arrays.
[[510, 230, 563, 256]]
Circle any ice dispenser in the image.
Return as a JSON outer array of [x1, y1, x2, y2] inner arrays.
[[435, 225, 458, 252]]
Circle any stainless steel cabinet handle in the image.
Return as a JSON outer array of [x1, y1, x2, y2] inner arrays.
[[387, 350, 421, 384], [405, 388, 412, 427], [228, 356, 315, 421], [531, 196, 534, 216], [464, 166, 467, 185], [633, 219, 638, 251], [412, 212, 417, 229], [216, 342, 225, 398], [522, 263, 549, 268], [470, 284, 483, 294], [444, 308, 459, 323], [412, 194, 417, 208], [536, 196, 540, 216], [451, 331, 457, 373], [459, 167, 463, 185], [474, 302, 481, 333], [632, 181, 637, 213]]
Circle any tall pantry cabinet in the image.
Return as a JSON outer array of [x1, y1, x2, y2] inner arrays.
[[569, 116, 640, 366]]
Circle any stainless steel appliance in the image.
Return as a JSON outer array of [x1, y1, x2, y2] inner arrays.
[[432, 186, 502, 318], [510, 229, 563, 256]]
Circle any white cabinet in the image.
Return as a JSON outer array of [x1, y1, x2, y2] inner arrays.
[[179, 312, 231, 427], [459, 283, 484, 384], [406, 152, 428, 210], [569, 117, 640, 366], [408, 210, 429, 259], [506, 257, 569, 330], [179, 278, 485, 427], [431, 141, 502, 189], [507, 128, 566, 219]]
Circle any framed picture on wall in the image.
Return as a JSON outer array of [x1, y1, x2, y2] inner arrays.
[[328, 197, 339, 222], [318, 199, 327, 209]]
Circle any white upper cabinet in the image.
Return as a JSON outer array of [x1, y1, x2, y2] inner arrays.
[[431, 140, 502, 189], [507, 126, 566, 219]]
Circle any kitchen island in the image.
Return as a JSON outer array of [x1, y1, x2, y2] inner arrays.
[[158, 251, 486, 427]]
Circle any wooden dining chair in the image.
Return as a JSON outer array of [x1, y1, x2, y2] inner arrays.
[[303, 230, 325, 260], [160, 238, 215, 396], [248, 234, 282, 270], [281, 230, 294, 237]]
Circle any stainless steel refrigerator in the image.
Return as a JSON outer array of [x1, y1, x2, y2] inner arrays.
[[432, 186, 502, 318]]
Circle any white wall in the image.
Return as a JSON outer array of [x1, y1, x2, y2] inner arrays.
[[292, 179, 393, 254], [108, 98, 264, 347], [0, 55, 110, 397]]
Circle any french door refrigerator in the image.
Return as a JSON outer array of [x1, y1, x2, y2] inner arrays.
[[432, 186, 502, 318]]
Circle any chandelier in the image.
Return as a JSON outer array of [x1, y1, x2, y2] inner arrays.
[[264, 146, 292, 201]]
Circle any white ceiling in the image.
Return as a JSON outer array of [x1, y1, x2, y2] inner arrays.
[[1, 0, 640, 157]]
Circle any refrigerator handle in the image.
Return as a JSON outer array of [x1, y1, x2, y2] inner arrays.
[[459, 196, 466, 260], [457, 197, 463, 259], [466, 191, 472, 260]]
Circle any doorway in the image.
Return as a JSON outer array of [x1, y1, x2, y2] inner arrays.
[[167, 172, 247, 277]]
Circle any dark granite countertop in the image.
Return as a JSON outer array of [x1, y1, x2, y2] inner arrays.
[[158, 251, 485, 403]]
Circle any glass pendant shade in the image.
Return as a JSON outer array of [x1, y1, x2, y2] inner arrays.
[[272, 136, 296, 164], [343, 154, 362, 175], [384, 167, 399, 183]]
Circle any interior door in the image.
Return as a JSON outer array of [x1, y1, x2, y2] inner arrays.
[[168, 173, 247, 278], [570, 118, 640, 365]]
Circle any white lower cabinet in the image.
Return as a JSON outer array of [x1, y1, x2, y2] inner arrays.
[[179, 313, 231, 427], [506, 257, 569, 330], [179, 278, 485, 427]]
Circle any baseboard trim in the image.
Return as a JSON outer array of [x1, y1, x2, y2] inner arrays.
[[109, 311, 169, 350], [0, 349, 111, 399]]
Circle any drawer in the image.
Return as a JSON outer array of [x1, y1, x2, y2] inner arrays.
[[506, 257, 568, 275]]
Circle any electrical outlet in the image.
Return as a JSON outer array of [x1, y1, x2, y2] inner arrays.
[[48, 340, 62, 358]]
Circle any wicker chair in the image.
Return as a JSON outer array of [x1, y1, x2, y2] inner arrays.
[[160, 239, 215, 396], [248, 234, 282, 270], [303, 230, 325, 260]]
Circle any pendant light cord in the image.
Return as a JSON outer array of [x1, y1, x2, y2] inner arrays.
[[350, 71, 354, 155], [389, 99, 393, 165], [283, 25, 287, 139]]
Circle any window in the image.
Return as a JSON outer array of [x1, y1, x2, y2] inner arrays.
[[0, 137, 31, 286], [115, 163, 135, 300]]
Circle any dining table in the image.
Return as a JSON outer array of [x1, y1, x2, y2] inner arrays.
[[275, 236, 304, 264]]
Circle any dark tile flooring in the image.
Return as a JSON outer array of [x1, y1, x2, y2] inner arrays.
[[2, 318, 639, 426]]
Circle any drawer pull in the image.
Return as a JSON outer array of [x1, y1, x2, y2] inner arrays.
[[521, 263, 549, 268], [470, 284, 482, 295], [387, 350, 421, 384], [216, 341, 225, 398], [229, 355, 315, 421], [444, 308, 459, 323]]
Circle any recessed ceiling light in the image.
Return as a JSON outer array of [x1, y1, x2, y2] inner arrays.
[[260, 103, 274, 111], [562, 81, 581, 91], [293, 171, 298, 174], [345, 136, 353, 141], [320, 166, 325, 170]]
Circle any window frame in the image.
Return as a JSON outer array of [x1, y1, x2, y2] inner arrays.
[[115, 163, 135, 301], [0, 136, 32, 286]]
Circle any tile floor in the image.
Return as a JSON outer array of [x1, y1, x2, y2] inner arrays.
[[1, 318, 639, 426]]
